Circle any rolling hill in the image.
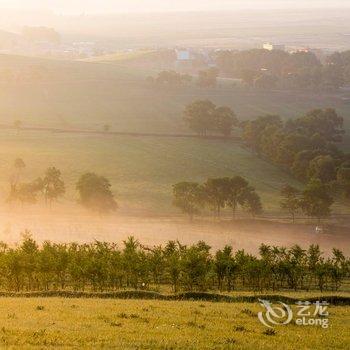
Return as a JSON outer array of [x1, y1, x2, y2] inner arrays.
[[0, 54, 349, 215], [0, 53, 350, 141]]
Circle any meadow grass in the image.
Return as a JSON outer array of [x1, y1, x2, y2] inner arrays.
[[0, 130, 301, 213], [1, 54, 350, 143], [0, 297, 348, 349], [0, 55, 349, 214]]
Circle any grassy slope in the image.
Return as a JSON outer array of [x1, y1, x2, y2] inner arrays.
[[1, 54, 350, 141], [0, 130, 300, 213], [80, 49, 158, 63], [0, 54, 349, 214], [0, 298, 348, 349]]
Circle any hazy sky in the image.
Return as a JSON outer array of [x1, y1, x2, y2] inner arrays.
[[0, 0, 349, 14]]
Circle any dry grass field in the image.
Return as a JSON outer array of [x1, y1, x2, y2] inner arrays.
[[0, 297, 348, 349]]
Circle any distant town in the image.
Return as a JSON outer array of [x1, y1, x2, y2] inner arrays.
[[0, 25, 337, 64]]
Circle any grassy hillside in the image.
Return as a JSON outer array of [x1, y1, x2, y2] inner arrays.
[[0, 130, 302, 214], [0, 297, 348, 349], [0, 55, 349, 215], [0, 54, 350, 149]]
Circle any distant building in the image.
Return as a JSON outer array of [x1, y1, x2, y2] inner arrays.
[[175, 48, 196, 69], [263, 43, 285, 51]]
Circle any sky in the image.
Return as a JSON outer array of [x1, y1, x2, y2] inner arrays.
[[0, 0, 349, 14]]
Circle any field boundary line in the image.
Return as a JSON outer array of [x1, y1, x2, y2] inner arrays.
[[0, 124, 242, 141]]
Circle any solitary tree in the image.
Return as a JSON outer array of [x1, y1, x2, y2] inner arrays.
[[173, 182, 203, 221], [280, 185, 301, 223], [11, 158, 26, 190], [76, 173, 117, 214]]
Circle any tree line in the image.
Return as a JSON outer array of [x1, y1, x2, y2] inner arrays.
[[147, 68, 218, 89], [241, 109, 350, 202], [215, 49, 348, 91], [0, 234, 348, 293], [172, 175, 338, 223], [8, 159, 117, 213], [183, 100, 238, 136], [173, 177, 262, 220]]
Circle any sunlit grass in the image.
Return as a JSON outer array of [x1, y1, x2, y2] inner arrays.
[[0, 130, 300, 213], [0, 298, 348, 349]]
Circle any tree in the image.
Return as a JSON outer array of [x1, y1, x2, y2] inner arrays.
[[202, 178, 230, 217], [11, 158, 26, 190], [172, 182, 203, 221], [300, 179, 334, 223], [214, 106, 238, 137], [337, 164, 350, 199], [290, 109, 344, 143], [226, 176, 249, 219], [291, 150, 323, 181], [155, 70, 192, 85], [41, 167, 65, 206], [241, 114, 282, 153], [308, 155, 338, 183], [8, 181, 40, 205], [183, 100, 216, 136], [242, 190, 263, 217], [280, 185, 301, 223], [76, 173, 117, 214]]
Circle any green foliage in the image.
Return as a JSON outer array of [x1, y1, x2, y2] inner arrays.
[[40, 167, 66, 205], [153, 70, 192, 85], [7, 166, 65, 207], [337, 164, 350, 199], [215, 48, 346, 91], [300, 179, 334, 222], [183, 100, 238, 136], [202, 178, 231, 217], [308, 155, 337, 183], [0, 235, 348, 293], [76, 173, 117, 214], [183, 99, 216, 136], [280, 185, 301, 223], [174, 176, 262, 218], [241, 109, 349, 199], [172, 182, 203, 220]]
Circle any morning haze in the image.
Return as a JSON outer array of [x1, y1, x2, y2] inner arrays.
[[0, 1, 348, 347]]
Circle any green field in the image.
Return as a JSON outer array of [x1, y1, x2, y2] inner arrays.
[[0, 297, 348, 349], [0, 130, 302, 214], [1, 54, 350, 145], [0, 54, 349, 214]]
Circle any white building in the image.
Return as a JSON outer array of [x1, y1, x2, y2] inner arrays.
[[263, 43, 285, 51]]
